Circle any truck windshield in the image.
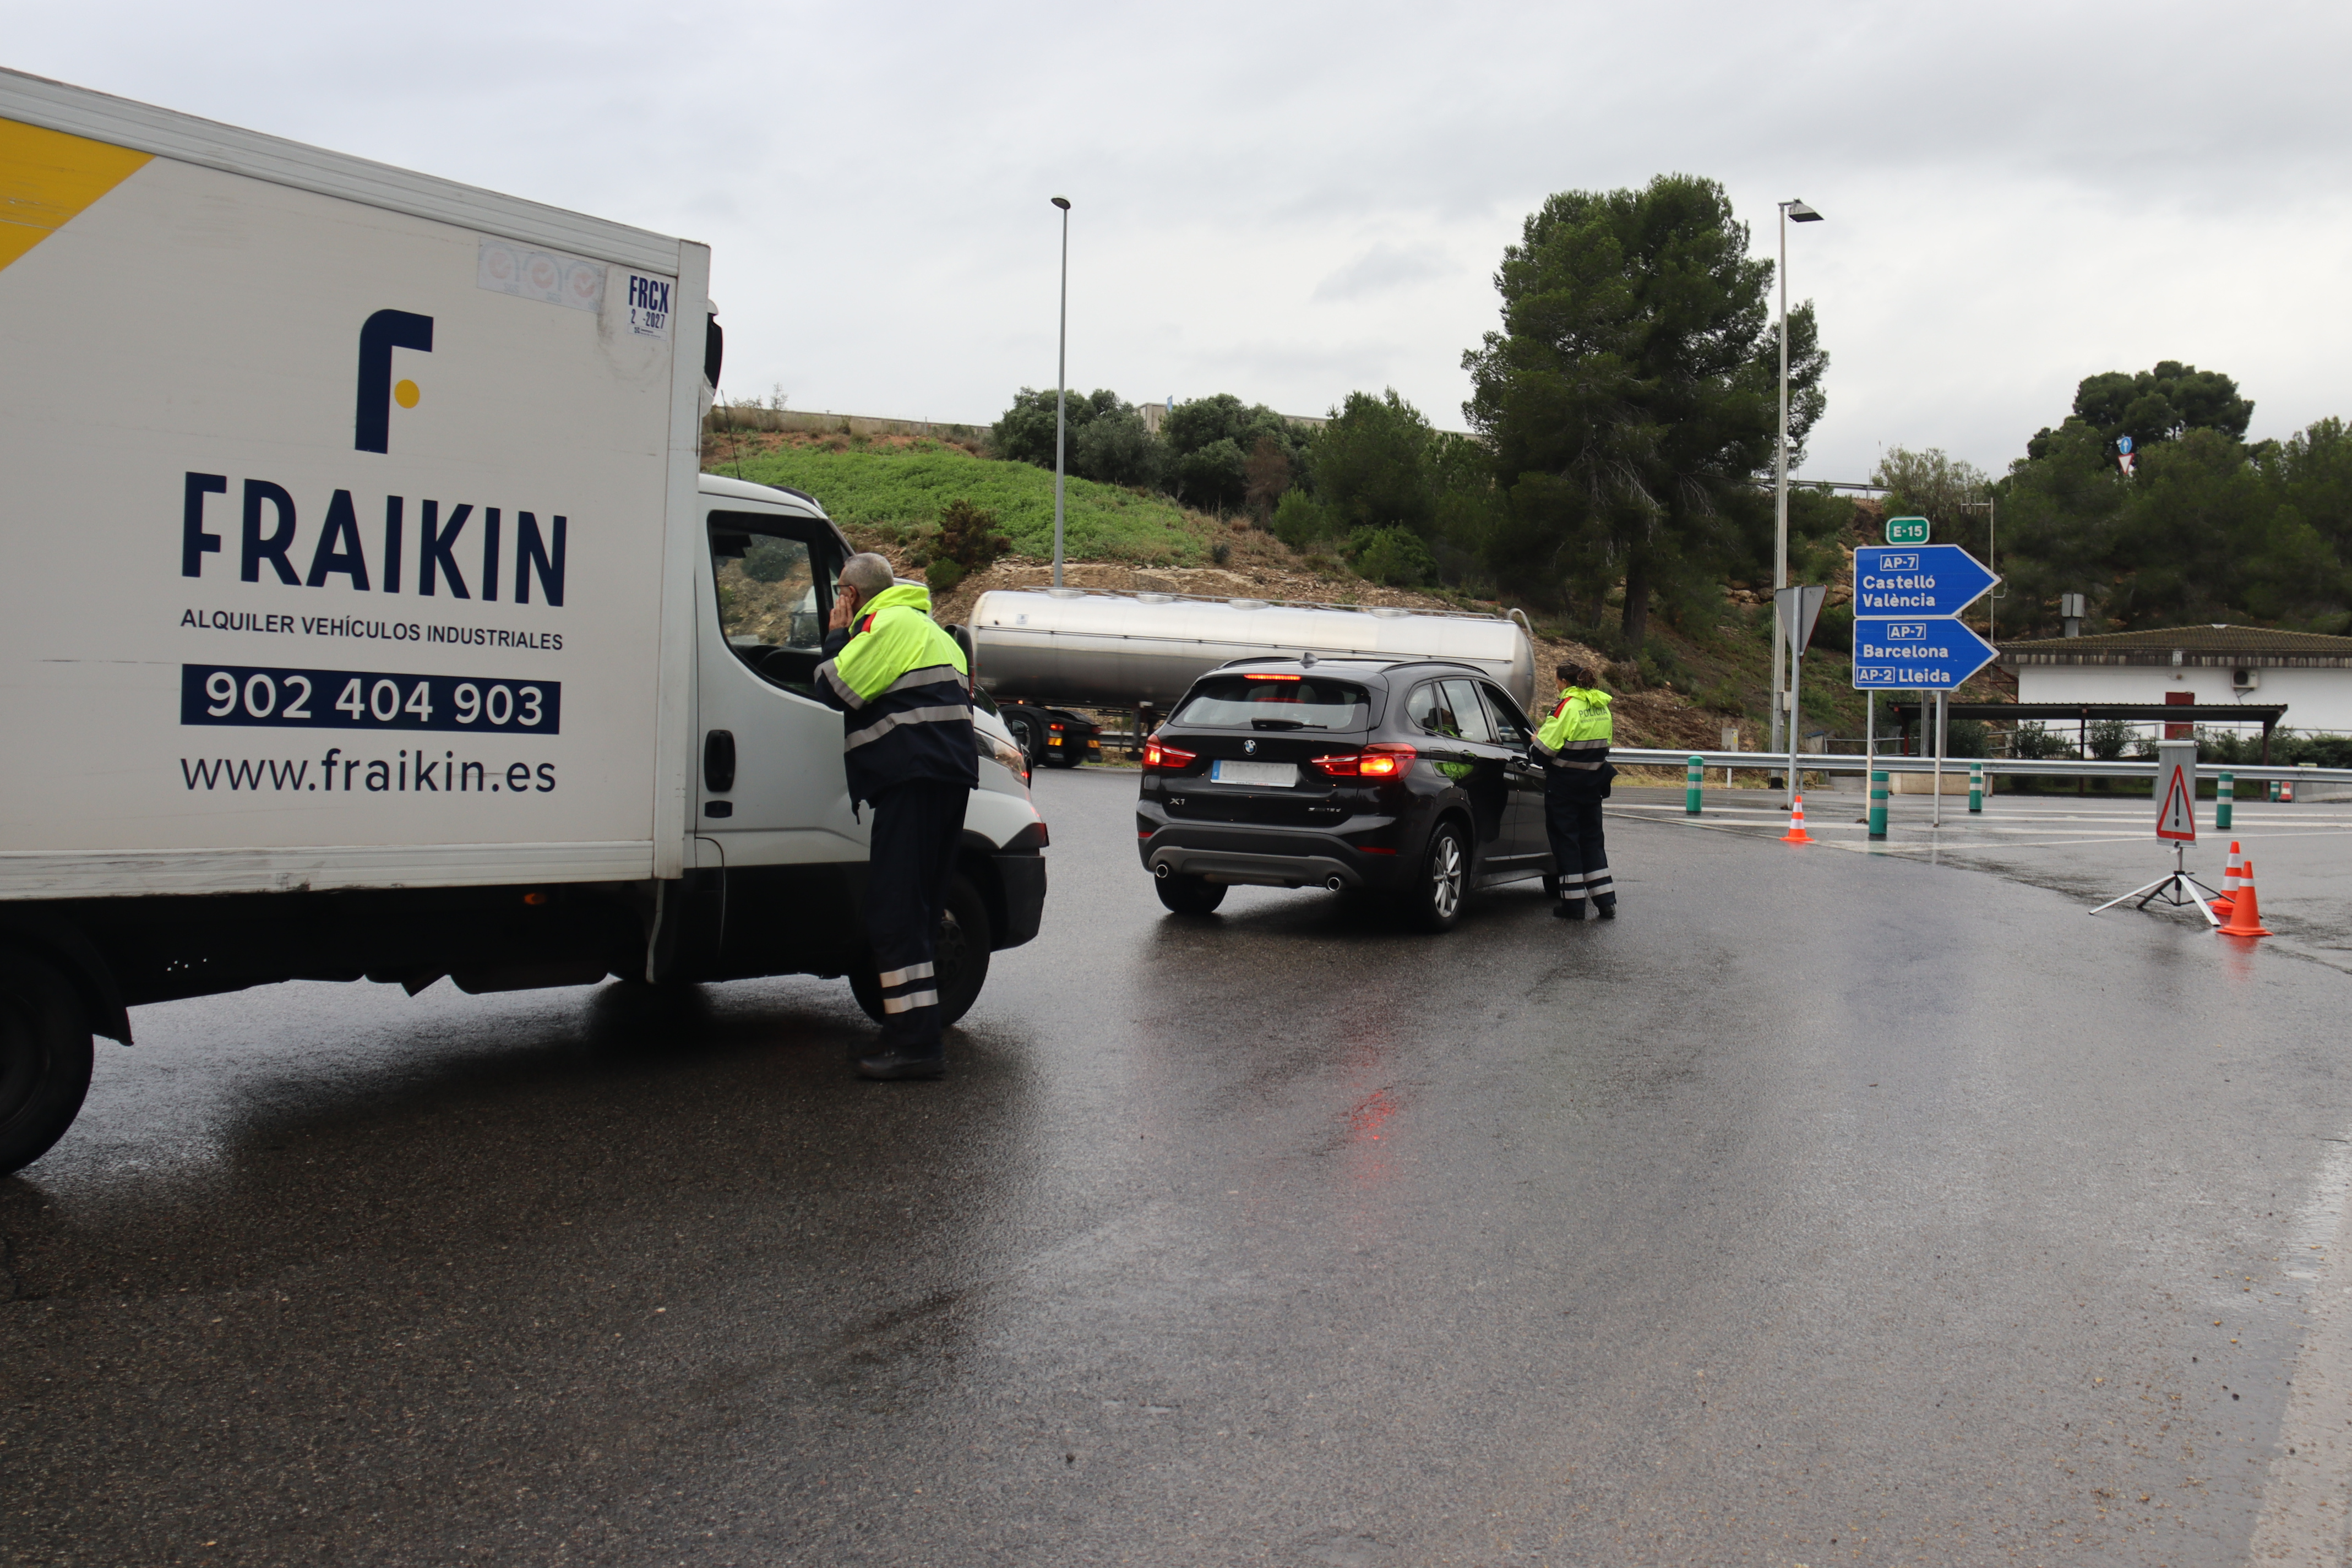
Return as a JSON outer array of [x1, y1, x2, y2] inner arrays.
[[1173, 675, 1369, 731]]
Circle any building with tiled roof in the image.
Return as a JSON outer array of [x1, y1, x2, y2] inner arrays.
[[1997, 624, 2352, 732]]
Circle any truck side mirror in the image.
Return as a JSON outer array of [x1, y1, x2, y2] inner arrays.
[[703, 729, 736, 793]]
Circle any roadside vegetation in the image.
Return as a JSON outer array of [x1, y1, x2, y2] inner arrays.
[[711, 172, 2351, 755]]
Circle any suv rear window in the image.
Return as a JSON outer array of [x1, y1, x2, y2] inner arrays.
[[1173, 674, 1370, 731]]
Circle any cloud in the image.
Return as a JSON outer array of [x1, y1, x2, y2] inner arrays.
[[1312, 242, 1458, 303], [9, 0, 2352, 477]]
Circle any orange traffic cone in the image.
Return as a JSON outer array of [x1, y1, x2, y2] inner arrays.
[[2218, 856, 2272, 938], [2211, 841, 2242, 916], [2283, 780, 2296, 804], [1782, 793, 1816, 845]]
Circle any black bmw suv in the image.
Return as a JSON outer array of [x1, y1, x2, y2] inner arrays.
[[1135, 657, 1555, 930]]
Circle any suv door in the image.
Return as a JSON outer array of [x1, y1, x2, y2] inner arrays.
[[697, 508, 864, 864], [1406, 677, 1517, 874], [1475, 680, 1548, 866]]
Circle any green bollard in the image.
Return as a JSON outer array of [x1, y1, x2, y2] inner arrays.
[[1968, 761, 1983, 814], [1869, 770, 1888, 840], [1685, 754, 1703, 815], [2271, 778, 2283, 803], [2217, 771, 2234, 830]]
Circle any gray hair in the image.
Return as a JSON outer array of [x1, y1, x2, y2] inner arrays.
[[839, 552, 896, 598]]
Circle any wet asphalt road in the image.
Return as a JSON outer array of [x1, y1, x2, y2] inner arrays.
[[6, 767, 2351, 1566]]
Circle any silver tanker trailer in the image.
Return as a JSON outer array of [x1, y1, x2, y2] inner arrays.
[[964, 587, 1539, 758]]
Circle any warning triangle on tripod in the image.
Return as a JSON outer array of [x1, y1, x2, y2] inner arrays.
[[2156, 754, 2197, 842]]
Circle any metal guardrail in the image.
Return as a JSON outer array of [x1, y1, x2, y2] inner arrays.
[[1611, 749, 2352, 786]]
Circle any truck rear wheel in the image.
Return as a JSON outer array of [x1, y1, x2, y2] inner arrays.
[[847, 873, 993, 1030], [0, 952, 95, 1177]]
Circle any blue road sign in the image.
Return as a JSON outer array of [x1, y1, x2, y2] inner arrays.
[[1852, 545, 1999, 618], [1850, 618, 2001, 690]]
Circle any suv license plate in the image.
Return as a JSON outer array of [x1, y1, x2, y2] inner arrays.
[[1211, 760, 1296, 787]]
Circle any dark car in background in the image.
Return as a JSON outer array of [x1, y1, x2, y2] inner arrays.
[[1134, 657, 1555, 930], [997, 701, 1105, 769]]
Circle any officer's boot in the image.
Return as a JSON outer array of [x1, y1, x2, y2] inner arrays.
[[1553, 898, 1586, 921]]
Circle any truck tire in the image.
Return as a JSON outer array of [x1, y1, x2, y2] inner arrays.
[[0, 951, 95, 1177], [1154, 873, 1226, 916], [1403, 822, 1468, 933], [847, 873, 993, 1031]]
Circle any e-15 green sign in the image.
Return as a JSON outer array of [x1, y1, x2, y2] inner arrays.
[[1885, 515, 1930, 545]]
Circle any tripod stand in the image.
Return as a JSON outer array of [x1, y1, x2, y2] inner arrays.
[[2089, 841, 2222, 926]]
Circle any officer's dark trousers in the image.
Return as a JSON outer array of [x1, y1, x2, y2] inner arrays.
[[1544, 786, 1614, 911], [864, 779, 970, 1053]]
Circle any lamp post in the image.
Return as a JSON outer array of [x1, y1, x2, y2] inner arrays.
[[1770, 198, 1823, 760], [1050, 195, 1071, 587]]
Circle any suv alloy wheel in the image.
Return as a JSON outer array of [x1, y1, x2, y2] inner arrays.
[[1408, 823, 1468, 933]]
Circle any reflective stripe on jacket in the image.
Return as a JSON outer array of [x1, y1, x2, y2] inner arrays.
[[1534, 685, 1613, 771], [812, 582, 979, 805]]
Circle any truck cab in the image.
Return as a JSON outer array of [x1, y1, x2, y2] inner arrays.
[[671, 474, 1047, 1012]]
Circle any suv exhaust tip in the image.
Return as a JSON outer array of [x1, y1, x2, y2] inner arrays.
[[1324, 875, 1344, 892], [1153, 862, 1170, 879]]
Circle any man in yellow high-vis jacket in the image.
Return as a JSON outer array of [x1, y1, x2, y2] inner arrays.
[[1532, 662, 1616, 920], [812, 552, 978, 1079]]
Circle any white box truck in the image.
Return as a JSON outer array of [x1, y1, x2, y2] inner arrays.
[[0, 70, 1049, 1173]]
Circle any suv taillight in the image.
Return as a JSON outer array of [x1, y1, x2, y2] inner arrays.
[[1310, 742, 1416, 778], [1144, 734, 1196, 770]]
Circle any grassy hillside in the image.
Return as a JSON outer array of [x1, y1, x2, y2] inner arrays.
[[711, 432, 1217, 565], [699, 431, 2008, 754]]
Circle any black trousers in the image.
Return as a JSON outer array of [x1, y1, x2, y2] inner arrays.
[[864, 779, 970, 1051], [1544, 788, 1614, 909]]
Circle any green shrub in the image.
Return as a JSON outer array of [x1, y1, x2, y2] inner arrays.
[[2087, 717, 2132, 760], [2013, 722, 2077, 760], [1272, 490, 1333, 549], [1347, 525, 1436, 587]]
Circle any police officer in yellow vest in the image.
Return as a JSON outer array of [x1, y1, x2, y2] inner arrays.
[[1533, 662, 1616, 919], [813, 553, 978, 1080]]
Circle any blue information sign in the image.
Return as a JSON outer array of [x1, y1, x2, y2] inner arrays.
[[1850, 618, 2000, 690], [1852, 545, 1999, 618]]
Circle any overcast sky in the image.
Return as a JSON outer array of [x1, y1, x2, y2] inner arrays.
[[12, 2, 2350, 480]]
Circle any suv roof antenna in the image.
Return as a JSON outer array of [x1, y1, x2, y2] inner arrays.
[[1301, 651, 1317, 668]]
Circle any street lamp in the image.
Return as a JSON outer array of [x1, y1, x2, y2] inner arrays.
[[1771, 198, 1823, 759], [1050, 195, 1071, 587]]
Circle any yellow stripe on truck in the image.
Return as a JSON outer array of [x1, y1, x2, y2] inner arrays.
[[0, 117, 151, 273]]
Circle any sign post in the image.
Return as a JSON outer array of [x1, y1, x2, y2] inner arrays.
[[1776, 585, 1827, 809], [2089, 741, 2222, 924]]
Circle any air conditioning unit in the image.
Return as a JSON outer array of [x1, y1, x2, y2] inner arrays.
[[2233, 668, 2260, 692]]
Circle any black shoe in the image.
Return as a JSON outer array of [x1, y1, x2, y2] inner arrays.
[[1554, 901, 1585, 920], [855, 1046, 946, 1081], [1596, 903, 1616, 921]]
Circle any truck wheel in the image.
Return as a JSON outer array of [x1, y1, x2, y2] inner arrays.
[[1404, 823, 1468, 933], [1155, 873, 1226, 916], [0, 952, 95, 1177], [847, 873, 993, 1030]]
